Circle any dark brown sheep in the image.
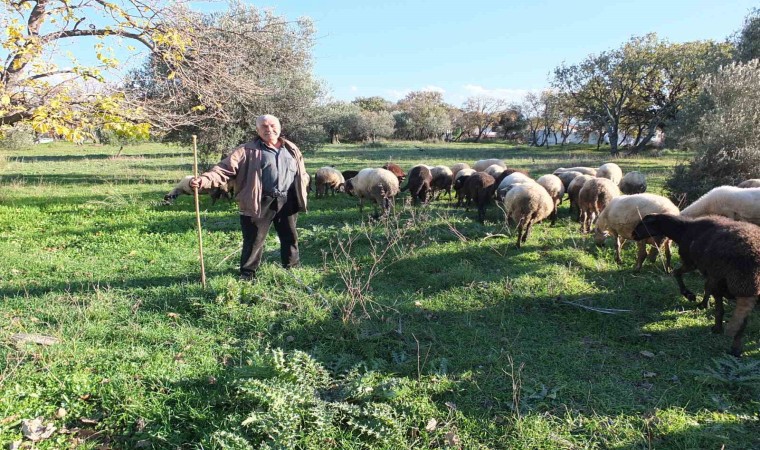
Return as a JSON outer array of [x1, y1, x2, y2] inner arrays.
[[461, 172, 496, 223], [402, 165, 433, 205], [341, 170, 360, 182], [632, 214, 760, 356]]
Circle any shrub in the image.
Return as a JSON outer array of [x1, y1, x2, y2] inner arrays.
[[0, 123, 36, 150], [666, 59, 760, 203]]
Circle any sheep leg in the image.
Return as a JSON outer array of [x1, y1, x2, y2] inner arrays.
[[522, 219, 534, 244], [673, 263, 697, 302], [550, 201, 558, 226], [711, 293, 723, 334], [726, 297, 757, 357], [634, 241, 647, 271], [477, 202, 486, 223], [663, 240, 672, 273], [614, 236, 624, 265], [516, 219, 525, 248]]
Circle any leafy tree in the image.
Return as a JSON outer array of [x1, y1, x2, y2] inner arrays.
[[128, 3, 324, 155], [394, 91, 451, 140], [320, 101, 361, 144], [735, 8, 760, 62], [0, 0, 194, 142], [553, 34, 731, 155], [495, 107, 526, 141], [666, 59, 760, 202], [352, 96, 392, 113], [460, 96, 508, 142], [353, 110, 394, 143]]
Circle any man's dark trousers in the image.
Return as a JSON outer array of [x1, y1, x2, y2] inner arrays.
[[239, 193, 299, 279]]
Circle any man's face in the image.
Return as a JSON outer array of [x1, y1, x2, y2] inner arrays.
[[257, 117, 281, 143]]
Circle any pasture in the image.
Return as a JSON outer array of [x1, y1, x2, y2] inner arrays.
[[0, 141, 758, 449]]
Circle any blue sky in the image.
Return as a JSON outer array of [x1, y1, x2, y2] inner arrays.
[[236, 0, 755, 106]]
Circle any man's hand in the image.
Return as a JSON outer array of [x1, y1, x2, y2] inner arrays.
[[189, 177, 203, 189]]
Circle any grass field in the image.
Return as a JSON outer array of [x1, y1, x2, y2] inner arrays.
[[0, 141, 758, 449]]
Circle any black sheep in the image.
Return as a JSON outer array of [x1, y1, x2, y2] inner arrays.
[[461, 172, 496, 223], [632, 214, 760, 356], [401, 165, 432, 205]]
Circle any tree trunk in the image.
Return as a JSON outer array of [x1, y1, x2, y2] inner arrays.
[[628, 121, 659, 155], [330, 131, 340, 144], [608, 125, 619, 156]]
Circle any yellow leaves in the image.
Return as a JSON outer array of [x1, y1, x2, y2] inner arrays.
[[1, 95, 9, 106], [191, 105, 206, 112], [167, 71, 176, 80]]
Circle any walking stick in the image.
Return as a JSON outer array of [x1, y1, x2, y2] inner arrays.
[[192, 135, 207, 288]]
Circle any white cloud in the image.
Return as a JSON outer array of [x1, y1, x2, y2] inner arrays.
[[461, 85, 538, 104], [350, 85, 359, 92]]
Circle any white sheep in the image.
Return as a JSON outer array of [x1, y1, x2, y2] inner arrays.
[[473, 158, 506, 172], [619, 171, 647, 195], [578, 178, 621, 233], [594, 193, 679, 271], [496, 172, 534, 196], [345, 168, 400, 217], [502, 182, 554, 248], [554, 166, 597, 176], [681, 186, 760, 226], [536, 174, 565, 225], [314, 166, 345, 198], [450, 162, 471, 180], [738, 179, 760, 188], [163, 175, 234, 204], [483, 164, 506, 179], [430, 165, 454, 200], [596, 163, 623, 184]]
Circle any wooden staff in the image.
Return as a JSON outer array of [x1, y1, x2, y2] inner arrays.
[[192, 135, 207, 288]]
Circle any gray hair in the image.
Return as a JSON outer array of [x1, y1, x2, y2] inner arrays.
[[255, 114, 280, 127]]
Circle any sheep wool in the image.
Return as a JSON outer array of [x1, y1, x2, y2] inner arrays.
[[314, 166, 345, 197], [594, 193, 679, 270], [597, 163, 623, 185], [473, 159, 506, 172], [502, 182, 554, 248], [619, 171, 647, 195], [345, 168, 400, 216], [738, 179, 760, 188], [554, 166, 597, 176], [681, 186, 760, 226], [536, 174, 565, 225], [578, 178, 621, 233]]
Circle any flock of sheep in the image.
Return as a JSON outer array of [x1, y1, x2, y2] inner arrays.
[[164, 160, 760, 356], [311, 160, 760, 356]]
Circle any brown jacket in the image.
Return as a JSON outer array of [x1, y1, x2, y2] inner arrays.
[[198, 137, 308, 217]]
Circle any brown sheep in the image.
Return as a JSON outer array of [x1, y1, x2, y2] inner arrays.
[[578, 178, 621, 233]]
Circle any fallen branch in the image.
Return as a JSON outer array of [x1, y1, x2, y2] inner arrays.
[[561, 300, 631, 314]]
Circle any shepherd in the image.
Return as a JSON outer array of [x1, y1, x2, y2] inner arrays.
[[190, 114, 309, 281]]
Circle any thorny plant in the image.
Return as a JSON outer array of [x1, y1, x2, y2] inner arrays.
[[325, 201, 432, 323]]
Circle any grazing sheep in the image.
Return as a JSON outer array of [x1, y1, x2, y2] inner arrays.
[[163, 175, 235, 204], [314, 166, 345, 198], [555, 170, 584, 191], [382, 162, 406, 184], [454, 168, 476, 204], [597, 163, 623, 184], [430, 165, 454, 201], [461, 172, 496, 222], [594, 194, 679, 271], [632, 214, 760, 356], [681, 186, 760, 226], [738, 179, 760, 188], [619, 171, 647, 195], [473, 158, 506, 172], [578, 178, 621, 233], [536, 174, 565, 225], [484, 164, 506, 179], [402, 165, 433, 205], [495, 172, 535, 201], [566, 174, 595, 220], [502, 182, 554, 248], [450, 162, 471, 180], [345, 168, 400, 217], [554, 166, 597, 176], [341, 170, 360, 182]]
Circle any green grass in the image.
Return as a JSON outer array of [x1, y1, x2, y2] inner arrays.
[[0, 141, 758, 449]]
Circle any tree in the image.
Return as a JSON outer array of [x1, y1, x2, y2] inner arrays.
[[666, 59, 760, 202], [128, 3, 325, 155], [495, 107, 526, 141], [353, 110, 394, 143], [522, 92, 547, 146], [320, 101, 361, 144], [460, 96, 508, 142], [0, 0, 198, 142], [352, 96, 392, 113], [735, 8, 760, 62], [554, 34, 731, 155], [394, 91, 451, 140]]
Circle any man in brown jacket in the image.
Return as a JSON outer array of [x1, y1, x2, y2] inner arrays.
[[190, 114, 309, 281]]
